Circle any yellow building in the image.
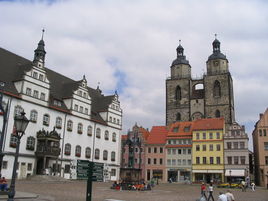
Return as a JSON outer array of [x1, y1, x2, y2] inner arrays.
[[192, 118, 225, 183]]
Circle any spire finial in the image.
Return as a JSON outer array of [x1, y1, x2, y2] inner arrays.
[[41, 29, 45, 40], [179, 39, 181, 45], [215, 33, 217, 39]]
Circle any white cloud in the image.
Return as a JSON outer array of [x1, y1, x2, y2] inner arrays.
[[1, 0, 268, 147]]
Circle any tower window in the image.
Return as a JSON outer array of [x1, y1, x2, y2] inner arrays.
[[176, 113, 181, 121], [213, 80, 221, 97], [175, 86, 181, 100], [215, 110, 221, 118]]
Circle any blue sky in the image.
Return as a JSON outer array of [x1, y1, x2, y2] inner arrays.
[[1, 0, 268, 150]]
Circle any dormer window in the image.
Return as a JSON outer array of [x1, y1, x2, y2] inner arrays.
[[26, 88, 32, 96], [79, 106, 83, 113], [33, 72, 38, 79], [53, 100, 62, 106], [78, 90, 82, 96], [85, 108, 88, 115], [33, 90, 39, 98], [40, 93, 45, 101], [74, 104, 78, 111], [83, 92, 87, 98], [39, 74, 44, 81]]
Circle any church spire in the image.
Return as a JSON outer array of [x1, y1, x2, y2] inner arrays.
[[212, 33, 221, 53], [171, 40, 190, 66], [33, 29, 46, 65]]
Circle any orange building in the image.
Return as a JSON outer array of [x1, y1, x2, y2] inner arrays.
[[145, 126, 168, 183], [252, 109, 268, 187], [166, 121, 193, 182]]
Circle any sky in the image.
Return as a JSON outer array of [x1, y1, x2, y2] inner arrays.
[[1, 0, 268, 150]]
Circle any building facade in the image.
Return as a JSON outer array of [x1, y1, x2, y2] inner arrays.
[[0, 36, 122, 180], [166, 38, 235, 126], [192, 118, 225, 183], [252, 109, 268, 187], [224, 122, 249, 183], [145, 126, 167, 183], [166, 122, 193, 182]]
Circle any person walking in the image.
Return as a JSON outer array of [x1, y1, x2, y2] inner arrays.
[[201, 182, 207, 200], [251, 182, 256, 191], [241, 180, 246, 192], [207, 183, 214, 201], [217, 192, 227, 201], [225, 190, 235, 201]]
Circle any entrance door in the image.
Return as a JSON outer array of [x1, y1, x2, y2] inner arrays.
[[20, 163, 27, 179]]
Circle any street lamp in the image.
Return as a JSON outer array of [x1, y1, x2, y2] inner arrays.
[[8, 111, 29, 201], [229, 170, 232, 186], [0, 81, 9, 174]]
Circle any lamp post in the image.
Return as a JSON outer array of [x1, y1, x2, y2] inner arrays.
[[229, 170, 232, 186], [0, 81, 9, 174], [7, 112, 29, 201]]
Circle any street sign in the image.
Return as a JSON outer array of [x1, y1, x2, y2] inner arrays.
[[76, 160, 104, 181]]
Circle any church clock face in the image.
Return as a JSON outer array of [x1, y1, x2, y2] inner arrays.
[[214, 61, 219, 66]]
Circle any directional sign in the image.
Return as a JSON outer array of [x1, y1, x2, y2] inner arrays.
[[76, 160, 104, 181]]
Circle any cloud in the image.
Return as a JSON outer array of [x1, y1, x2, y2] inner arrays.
[[1, 0, 268, 150]]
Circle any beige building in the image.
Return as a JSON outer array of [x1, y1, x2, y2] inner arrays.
[[252, 108, 268, 187]]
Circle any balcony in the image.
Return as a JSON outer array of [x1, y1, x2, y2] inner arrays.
[[35, 145, 61, 157]]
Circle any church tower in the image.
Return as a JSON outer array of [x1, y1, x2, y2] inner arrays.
[[166, 41, 191, 125], [204, 36, 235, 125]]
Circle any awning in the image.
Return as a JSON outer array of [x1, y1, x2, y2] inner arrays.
[[225, 169, 245, 176], [192, 170, 223, 173]]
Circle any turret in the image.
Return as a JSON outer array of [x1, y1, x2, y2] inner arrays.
[[33, 29, 46, 67]]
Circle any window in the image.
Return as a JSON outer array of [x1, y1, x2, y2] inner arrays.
[[264, 129, 267, 136], [183, 149, 186, 154], [148, 147, 151, 153], [177, 159, 181, 165], [27, 163, 32, 171], [111, 169, 116, 176], [172, 159, 176, 166], [79, 106, 83, 113], [196, 145, 200, 151], [264, 142, 268, 150], [202, 145, 206, 151], [33, 90, 39, 98], [43, 114, 50, 126], [240, 156, 246, 165], [117, 119, 120, 125], [175, 85, 181, 100], [64, 143, 71, 155], [74, 104, 78, 111], [209, 133, 213, 139], [216, 132, 220, 139], [95, 149, 100, 160], [154, 147, 157, 153], [154, 158, 157, 164], [85, 108, 88, 115], [67, 120, 73, 131], [26, 88, 31, 95], [176, 113, 181, 121], [188, 149, 191, 154], [40, 93, 45, 100], [233, 142, 238, 149], [14, 105, 23, 117], [216, 144, 221, 151], [209, 144, 213, 151], [196, 157, 200, 164], [83, 92, 87, 98], [33, 71, 38, 79], [39, 74, 44, 81], [215, 110, 221, 118], [160, 158, 163, 165], [148, 158, 151, 164], [184, 126, 190, 132], [30, 110, 38, 122], [259, 129, 262, 136], [178, 149, 181, 154], [196, 133, 200, 140], [202, 133, 206, 139], [112, 133, 116, 142], [56, 117, 62, 129], [227, 157, 232, 165], [213, 80, 221, 97], [85, 147, 91, 158], [75, 145, 81, 157], [87, 125, 92, 136], [96, 128, 101, 138], [135, 148, 138, 152], [10, 134, 18, 148], [167, 159, 171, 165], [227, 142, 232, 149], [2, 161, 7, 169], [265, 156, 268, 165], [240, 142, 245, 149], [105, 130, 109, 140], [160, 147, 163, 153], [188, 160, 191, 165], [234, 156, 239, 165], [203, 157, 207, 164], [216, 157, 221, 164], [77, 123, 83, 134], [172, 149, 176, 155], [109, 117, 112, 122], [210, 157, 214, 164], [64, 164, 70, 173], [103, 150, 108, 160], [111, 151, 116, 161], [26, 136, 35, 151]]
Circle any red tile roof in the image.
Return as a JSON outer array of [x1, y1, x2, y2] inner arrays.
[[121, 135, 128, 140], [192, 117, 224, 131], [139, 127, 150, 140], [147, 126, 167, 144], [167, 121, 194, 137]]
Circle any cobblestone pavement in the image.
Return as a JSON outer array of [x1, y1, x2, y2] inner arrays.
[[15, 180, 268, 201]]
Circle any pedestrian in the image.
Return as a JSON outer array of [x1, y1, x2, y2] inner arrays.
[[201, 182, 207, 200], [218, 192, 228, 201], [225, 190, 235, 201], [207, 183, 214, 201], [241, 180, 246, 192], [0, 177, 8, 191], [251, 182, 256, 191]]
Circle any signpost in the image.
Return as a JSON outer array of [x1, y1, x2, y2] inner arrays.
[[86, 161, 94, 201]]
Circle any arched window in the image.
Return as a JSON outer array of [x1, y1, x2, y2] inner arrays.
[[75, 145, 81, 157], [56, 117, 62, 129], [109, 117, 112, 122], [64, 143, 71, 155], [176, 113, 181, 121], [96, 128, 101, 138], [26, 136, 35, 150], [87, 125, 92, 136], [112, 133, 116, 142], [85, 147, 91, 158], [103, 150, 108, 160], [43, 114, 50, 126], [105, 130, 109, 140], [67, 120, 73, 131], [95, 149, 100, 160], [215, 110, 221, 118], [175, 86, 181, 100], [213, 80, 221, 97], [111, 151, 116, 162], [30, 110, 38, 122], [77, 123, 83, 134]]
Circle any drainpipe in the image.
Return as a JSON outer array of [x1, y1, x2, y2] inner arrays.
[[60, 113, 67, 177]]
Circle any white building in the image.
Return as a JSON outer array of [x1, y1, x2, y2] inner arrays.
[[0, 34, 122, 181]]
